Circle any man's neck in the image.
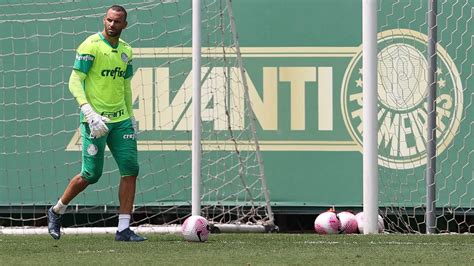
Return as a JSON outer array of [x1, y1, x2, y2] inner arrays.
[[101, 30, 119, 47]]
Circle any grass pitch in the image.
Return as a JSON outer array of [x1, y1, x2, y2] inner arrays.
[[0, 233, 472, 265]]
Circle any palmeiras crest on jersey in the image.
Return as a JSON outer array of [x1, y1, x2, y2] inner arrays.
[[341, 29, 463, 169], [121, 52, 128, 63]]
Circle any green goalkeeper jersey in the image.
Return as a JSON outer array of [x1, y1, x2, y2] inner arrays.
[[73, 32, 133, 123]]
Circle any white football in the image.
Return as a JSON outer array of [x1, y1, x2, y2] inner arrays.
[[182, 215, 210, 242], [337, 211, 358, 234], [355, 212, 384, 234], [314, 211, 341, 234]]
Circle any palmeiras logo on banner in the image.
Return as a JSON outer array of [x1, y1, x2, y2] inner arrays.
[[341, 29, 463, 169]]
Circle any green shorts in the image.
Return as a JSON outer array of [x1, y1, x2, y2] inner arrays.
[[80, 118, 139, 184]]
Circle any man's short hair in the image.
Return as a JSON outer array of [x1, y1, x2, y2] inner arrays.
[[108, 5, 127, 21]]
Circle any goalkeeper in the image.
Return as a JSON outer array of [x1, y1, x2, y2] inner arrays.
[[47, 5, 146, 242]]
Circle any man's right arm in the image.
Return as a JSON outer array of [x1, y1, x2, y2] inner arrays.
[[70, 38, 95, 106], [68, 69, 88, 107]]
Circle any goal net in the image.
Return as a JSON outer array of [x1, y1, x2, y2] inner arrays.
[[375, 0, 472, 233], [0, 0, 275, 234]]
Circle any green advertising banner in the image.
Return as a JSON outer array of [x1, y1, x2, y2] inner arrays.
[[0, 0, 472, 211]]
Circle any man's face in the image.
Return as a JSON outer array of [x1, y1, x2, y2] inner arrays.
[[103, 9, 127, 38]]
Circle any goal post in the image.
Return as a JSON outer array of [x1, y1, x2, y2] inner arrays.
[[192, 0, 202, 217], [425, 0, 438, 235], [362, 0, 380, 235], [0, 0, 276, 234]]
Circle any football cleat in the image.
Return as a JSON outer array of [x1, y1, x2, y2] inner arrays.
[[115, 228, 147, 242], [47, 206, 62, 240]]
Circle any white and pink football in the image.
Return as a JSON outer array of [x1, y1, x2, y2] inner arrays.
[[182, 215, 210, 242], [355, 212, 384, 234], [314, 211, 341, 234], [337, 211, 358, 234]]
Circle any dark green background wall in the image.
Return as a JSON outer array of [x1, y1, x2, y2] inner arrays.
[[0, 0, 472, 211]]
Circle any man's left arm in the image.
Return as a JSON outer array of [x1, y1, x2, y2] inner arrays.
[[124, 54, 137, 136], [124, 78, 134, 118], [124, 78, 137, 137]]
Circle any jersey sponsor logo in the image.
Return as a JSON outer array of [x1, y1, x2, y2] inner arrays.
[[101, 67, 126, 79], [75, 54, 94, 61], [101, 109, 125, 119], [341, 29, 463, 169]]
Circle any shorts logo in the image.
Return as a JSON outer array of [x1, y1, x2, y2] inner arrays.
[[123, 134, 135, 140], [121, 52, 128, 63], [341, 29, 463, 169], [87, 144, 98, 156]]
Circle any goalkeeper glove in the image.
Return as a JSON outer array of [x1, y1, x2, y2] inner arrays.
[[130, 116, 138, 139], [80, 103, 110, 138]]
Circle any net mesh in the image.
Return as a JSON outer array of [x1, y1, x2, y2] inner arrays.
[[0, 0, 274, 231], [376, 0, 473, 233]]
